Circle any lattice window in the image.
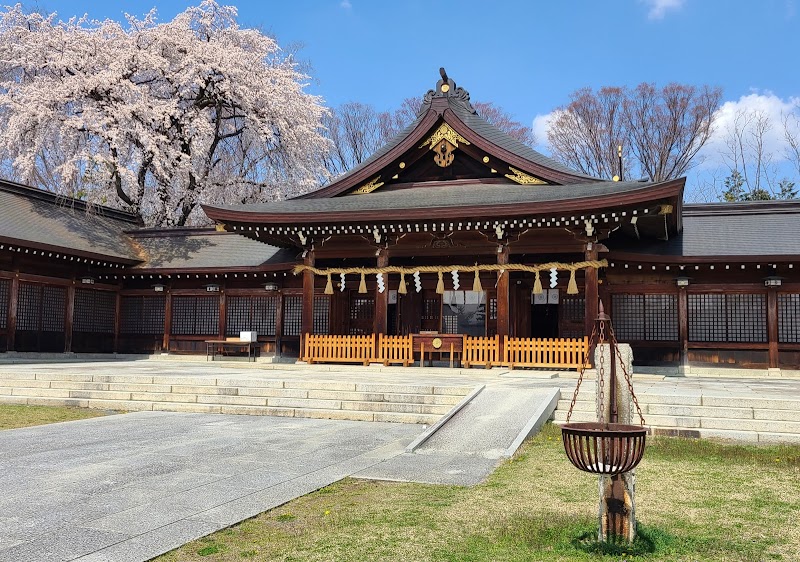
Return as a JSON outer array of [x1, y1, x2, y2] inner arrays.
[[313, 296, 330, 334], [350, 297, 374, 320], [74, 289, 115, 334], [226, 295, 278, 337], [561, 296, 585, 323], [612, 294, 678, 341], [688, 293, 766, 343], [489, 297, 497, 321], [442, 315, 458, 334], [17, 283, 66, 333], [121, 295, 165, 335], [727, 294, 767, 343], [171, 295, 219, 336], [612, 295, 645, 340], [0, 278, 8, 330], [283, 295, 302, 336], [41, 286, 66, 333], [16, 283, 41, 331], [645, 294, 679, 341], [779, 294, 800, 343]]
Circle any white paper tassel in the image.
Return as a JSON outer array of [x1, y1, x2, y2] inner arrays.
[[413, 271, 422, 293], [340, 272, 346, 292], [549, 268, 558, 289], [377, 273, 385, 293], [451, 270, 460, 290]]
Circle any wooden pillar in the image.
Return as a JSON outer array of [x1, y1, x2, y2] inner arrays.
[[584, 243, 599, 337], [301, 251, 315, 342], [374, 252, 389, 335], [767, 288, 779, 369], [162, 290, 172, 353], [678, 287, 689, 372], [7, 274, 18, 351], [64, 282, 75, 353], [113, 291, 122, 353], [497, 246, 510, 356]]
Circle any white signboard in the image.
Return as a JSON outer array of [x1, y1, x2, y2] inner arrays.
[[533, 291, 548, 305], [548, 288, 560, 304], [388, 290, 398, 305]]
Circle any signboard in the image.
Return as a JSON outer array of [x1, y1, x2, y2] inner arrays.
[[533, 291, 548, 305], [548, 288, 560, 304]]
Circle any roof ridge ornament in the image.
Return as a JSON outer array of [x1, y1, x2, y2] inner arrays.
[[421, 67, 477, 115]]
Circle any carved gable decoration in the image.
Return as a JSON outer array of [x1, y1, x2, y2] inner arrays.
[[351, 176, 384, 195], [420, 123, 470, 168], [505, 166, 547, 185]]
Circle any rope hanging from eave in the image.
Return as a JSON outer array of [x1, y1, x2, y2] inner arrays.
[[292, 260, 608, 277]]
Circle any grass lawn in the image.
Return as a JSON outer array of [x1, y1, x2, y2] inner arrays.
[[158, 423, 800, 562], [0, 404, 108, 430]]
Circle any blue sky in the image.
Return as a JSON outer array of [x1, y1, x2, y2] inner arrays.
[[26, 0, 800, 197]]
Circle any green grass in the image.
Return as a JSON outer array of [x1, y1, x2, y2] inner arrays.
[[157, 422, 800, 561], [0, 404, 109, 430]]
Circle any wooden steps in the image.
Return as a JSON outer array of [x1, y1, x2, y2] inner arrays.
[[0, 372, 473, 425]]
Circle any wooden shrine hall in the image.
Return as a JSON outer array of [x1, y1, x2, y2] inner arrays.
[[1, 70, 799, 371]]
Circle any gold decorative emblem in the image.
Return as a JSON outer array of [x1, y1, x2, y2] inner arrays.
[[419, 123, 470, 150], [505, 166, 547, 185], [352, 176, 384, 195], [419, 124, 470, 168], [432, 337, 443, 349], [659, 204, 674, 215]]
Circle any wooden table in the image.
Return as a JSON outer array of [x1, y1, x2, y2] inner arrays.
[[412, 334, 465, 368], [205, 339, 258, 362]]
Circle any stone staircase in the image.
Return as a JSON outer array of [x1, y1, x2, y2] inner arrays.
[[0, 372, 474, 425], [552, 390, 800, 444]]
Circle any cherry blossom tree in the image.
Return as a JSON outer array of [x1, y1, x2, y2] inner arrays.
[[0, 2, 330, 226]]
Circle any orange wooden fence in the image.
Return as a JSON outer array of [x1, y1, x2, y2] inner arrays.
[[303, 334, 375, 365], [463, 335, 500, 369], [503, 336, 589, 369], [376, 334, 414, 366]]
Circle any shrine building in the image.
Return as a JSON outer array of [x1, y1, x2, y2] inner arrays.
[[1, 71, 799, 371]]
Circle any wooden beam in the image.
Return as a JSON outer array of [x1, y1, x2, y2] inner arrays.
[[496, 246, 510, 354], [767, 288, 779, 369], [219, 289, 227, 340], [301, 250, 315, 341], [374, 253, 389, 335]]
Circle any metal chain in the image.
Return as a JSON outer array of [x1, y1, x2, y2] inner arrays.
[[608, 323, 646, 426], [597, 320, 606, 425], [565, 323, 598, 423]]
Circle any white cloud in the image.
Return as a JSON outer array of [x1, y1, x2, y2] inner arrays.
[[698, 91, 800, 169], [641, 0, 685, 20], [340, 0, 352, 9], [531, 111, 558, 150]]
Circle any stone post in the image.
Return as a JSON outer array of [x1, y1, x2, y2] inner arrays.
[[595, 342, 636, 543]]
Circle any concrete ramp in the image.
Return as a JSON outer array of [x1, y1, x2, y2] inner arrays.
[[414, 387, 560, 459], [354, 386, 560, 486]]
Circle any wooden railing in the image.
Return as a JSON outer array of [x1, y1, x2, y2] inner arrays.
[[503, 336, 589, 369], [303, 334, 374, 365], [376, 334, 413, 366], [303, 333, 589, 370], [463, 335, 500, 369]]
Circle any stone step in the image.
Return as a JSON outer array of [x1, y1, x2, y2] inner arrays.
[[0, 395, 440, 425]]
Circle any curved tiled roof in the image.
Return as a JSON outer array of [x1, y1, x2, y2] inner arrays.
[[0, 179, 141, 263]]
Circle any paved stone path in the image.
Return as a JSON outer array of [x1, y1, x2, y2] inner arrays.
[[0, 412, 419, 562]]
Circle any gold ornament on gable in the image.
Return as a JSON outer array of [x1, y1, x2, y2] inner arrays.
[[352, 176, 385, 195], [505, 166, 547, 185]]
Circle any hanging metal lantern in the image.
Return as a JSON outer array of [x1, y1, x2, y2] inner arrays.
[[561, 302, 648, 476]]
